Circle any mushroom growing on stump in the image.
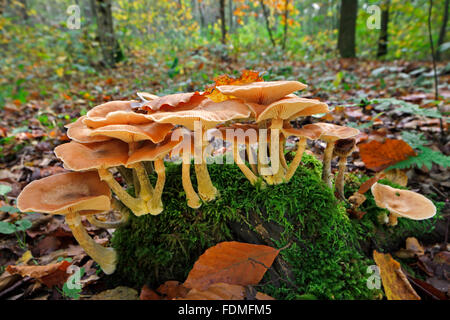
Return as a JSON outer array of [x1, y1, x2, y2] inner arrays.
[[333, 138, 357, 200], [127, 136, 182, 215], [314, 123, 360, 189], [89, 122, 174, 206], [169, 131, 202, 209], [147, 98, 251, 202], [281, 124, 324, 182], [371, 183, 437, 227], [54, 139, 148, 216], [17, 171, 117, 274]]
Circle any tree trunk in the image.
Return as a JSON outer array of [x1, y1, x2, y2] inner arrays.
[[90, 0, 124, 67], [228, 0, 233, 33], [337, 0, 358, 58], [436, 0, 449, 61], [259, 0, 277, 47], [377, 0, 390, 58], [282, 0, 290, 50], [219, 0, 227, 44]]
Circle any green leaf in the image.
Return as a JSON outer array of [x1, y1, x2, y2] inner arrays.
[[0, 221, 17, 234], [15, 219, 32, 232], [0, 206, 20, 214], [0, 184, 11, 196], [388, 146, 450, 170], [400, 131, 429, 149], [373, 98, 442, 118]]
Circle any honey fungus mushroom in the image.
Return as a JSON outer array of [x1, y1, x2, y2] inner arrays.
[[54, 139, 148, 216], [314, 123, 360, 189], [371, 183, 437, 227], [147, 98, 251, 202], [17, 171, 117, 274]]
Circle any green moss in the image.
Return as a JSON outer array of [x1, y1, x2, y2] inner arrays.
[[109, 154, 441, 300]]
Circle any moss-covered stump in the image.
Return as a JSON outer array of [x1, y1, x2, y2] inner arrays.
[[110, 154, 443, 300]]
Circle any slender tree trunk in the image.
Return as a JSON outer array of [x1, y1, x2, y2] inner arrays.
[[377, 0, 390, 58], [198, 0, 206, 28], [219, 0, 227, 44], [259, 0, 276, 47], [228, 0, 233, 33], [90, 0, 124, 67], [436, 0, 449, 61], [282, 0, 290, 50], [337, 0, 358, 58]]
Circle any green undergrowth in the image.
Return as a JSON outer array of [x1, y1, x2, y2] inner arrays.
[[110, 154, 441, 300]]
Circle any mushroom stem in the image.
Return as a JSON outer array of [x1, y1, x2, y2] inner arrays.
[[86, 198, 130, 229], [322, 142, 335, 188], [268, 119, 284, 184], [279, 136, 288, 170], [233, 140, 262, 186], [131, 162, 154, 202], [147, 159, 165, 215], [335, 156, 348, 200], [194, 142, 218, 202], [182, 155, 201, 209], [388, 213, 399, 226], [116, 166, 134, 187], [284, 137, 307, 182], [65, 211, 117, 275], [98, 168, 148, 216], [246, 143, 258, 175]]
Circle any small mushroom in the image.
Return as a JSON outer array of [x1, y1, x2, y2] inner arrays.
[[333, 138, 356, 200], [281, 124, 323, 182], [147, 98, 251, 201], [17, 171, 117, 274], [314, 123, 360, 189], [54, 139, 147, 216], [371, 183, 437, 226], [127, 136, 182, 215]]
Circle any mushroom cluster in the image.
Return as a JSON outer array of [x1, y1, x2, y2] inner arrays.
[[16, 76, 366, 274]]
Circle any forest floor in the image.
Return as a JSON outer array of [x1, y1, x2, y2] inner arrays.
[[0, 52, 449, 300]]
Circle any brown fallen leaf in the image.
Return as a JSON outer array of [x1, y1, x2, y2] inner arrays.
[[140, 285, 161, 300], [184, 241, 279, 291], [89, 286, 139, 300], [373, 251, 421, 300], [255, 292, 275, 300], [156, 280, 189, 300], [178, 283, 245, 300], [359, 139, 416, 171], [6, 260, 71, 288]]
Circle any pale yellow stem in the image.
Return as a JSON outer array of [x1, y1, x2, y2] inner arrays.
[[147, 159, 165, 215], [86, 198, 130, 229], [182, 155, 201, 209], [246, 143, 258, 175], [131, 162, 153, 202], [233, 140, 262, 186], [388, 213, 399, 227], [322, 142, 335, 188], [98, 168, 147, 216], [284, 137, 307, 182], [194, 142, 218, 202], [279, 136, 288, 170], [335, 156, 347, 200], [65, 211, 117, 275]]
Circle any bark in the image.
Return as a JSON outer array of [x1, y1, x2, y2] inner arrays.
[[337, 0, 358, 58], [282, 0, 290, 50], [377, 0, 390, 58], [220, 0, 227, 44], [90, 0, 124, 67], [259, 0, 277, 47], [436, 0, 449, 61], [228, 0, 233, 32]]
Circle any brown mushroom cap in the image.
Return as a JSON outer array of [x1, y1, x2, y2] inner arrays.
[[147, 98, 251, 130], [217, 81, 307, 105], [65, 116, 111, 143], [89, 122, 174, 144], [314, 123, 360, 142], [371, 183, 436, 220], [83, 101, 150, 128], [127, 137, 182, 165], [256, 97, 329, 123], [140, 92, 206, 113], [281, 123, 324, 140], [54, 139, 129, 171], [17, 171, 111, 215]]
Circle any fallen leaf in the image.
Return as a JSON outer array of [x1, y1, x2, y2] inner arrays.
[[156, 280, 189, 300], [184, 241, 279, 291], [373, 251, 421, 300], [140, 285, 161, 300], [359, 139, 416, 171], [6, 260, 71, 288], [178, 283, 245, 300], [89, 286, 139, 300]]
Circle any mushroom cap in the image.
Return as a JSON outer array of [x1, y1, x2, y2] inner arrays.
[[255, 97, 330, 123], [17, 171, 111, 215], [136, 92, 159, 101], [371, 183, 436, 220], [140, 92, 206, 113], [83, 101, 150, 128], [147, 98, 251, 130], [334, 138, 357, 157], [217, 123, 264, 143], [54, 140, 129, 171], [65, 116, 111, 143], [89, 122, 174, 144], [216, 81, 307, 105], [281, 123, 324, 140], [127, 136, 182, 165], [314, 123, 360, 142]]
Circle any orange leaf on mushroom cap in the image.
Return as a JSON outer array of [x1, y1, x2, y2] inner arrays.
[[359, 138, 416, 172]]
